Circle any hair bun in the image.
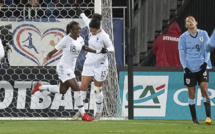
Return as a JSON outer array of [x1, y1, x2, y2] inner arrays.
[[92, 13, 102, 21]]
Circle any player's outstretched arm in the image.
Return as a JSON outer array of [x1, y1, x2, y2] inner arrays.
[[82, 45, 108, 54], [43, 49, 58, 65]]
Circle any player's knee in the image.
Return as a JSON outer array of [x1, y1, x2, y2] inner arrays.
[[60, 89, 67, 94], [80, 84, 88, 91], [94, 85, 102, 94]]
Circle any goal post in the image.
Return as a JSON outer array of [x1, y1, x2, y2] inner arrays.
[[95, 0, 102, 14], [0, 0, 125, 120]]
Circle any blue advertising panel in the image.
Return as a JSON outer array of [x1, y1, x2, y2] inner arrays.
[[119, 71, 215, 120]]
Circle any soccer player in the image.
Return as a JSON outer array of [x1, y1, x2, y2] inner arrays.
[[178, 16, 212, 125], [72, 8, 115, 121], [0, 38, 4, 60], [31, 21, 107, 121]]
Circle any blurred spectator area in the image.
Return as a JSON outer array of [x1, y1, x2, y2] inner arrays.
[[0, 0, 126, 19]]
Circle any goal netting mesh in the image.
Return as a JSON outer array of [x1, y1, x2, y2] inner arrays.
[[0, 0, 124, 120]]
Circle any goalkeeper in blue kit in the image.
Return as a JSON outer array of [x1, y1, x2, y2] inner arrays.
[[178, 16, 212, 125]]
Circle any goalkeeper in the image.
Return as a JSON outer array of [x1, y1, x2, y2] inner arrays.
[[72, 7, 114, 121], [32, 21, 107, 121], [178, 16, 212, 125]]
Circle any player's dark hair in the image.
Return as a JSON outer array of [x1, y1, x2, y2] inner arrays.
[[89, 13, 102, 29], [185, 16, 196, 23], [66, 21, 79, 34]]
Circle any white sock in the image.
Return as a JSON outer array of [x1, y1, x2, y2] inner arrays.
[[39, 85, 60, 93], [95, 91, 103, 114], [81, 91, 87, 104], [74, 91, 85, 116]]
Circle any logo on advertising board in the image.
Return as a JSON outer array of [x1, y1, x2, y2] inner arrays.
[[12, 24, 65, 66], [122, 76, 169, 118], [0, 81, 95, 114]]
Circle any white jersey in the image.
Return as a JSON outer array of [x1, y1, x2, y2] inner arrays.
[[80, 13, 114, 66], [55, 35, 84, 70]]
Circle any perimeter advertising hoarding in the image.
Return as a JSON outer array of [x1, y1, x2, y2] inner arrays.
[[119, 71, 215, 120]]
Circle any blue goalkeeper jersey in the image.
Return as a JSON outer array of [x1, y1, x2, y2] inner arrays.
[[178, 29, 212, 73]]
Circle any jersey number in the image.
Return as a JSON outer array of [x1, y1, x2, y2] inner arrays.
[[196, 44, 200, 52], [70, 46, 76, 52], [101, 71, 106, 78]]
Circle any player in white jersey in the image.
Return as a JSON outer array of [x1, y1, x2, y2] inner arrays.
[[0, 39, 5, 60], [72, 8, 114, 121], [31, 21, 107, 121]]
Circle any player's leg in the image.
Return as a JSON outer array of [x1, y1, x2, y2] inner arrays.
[[32, 65, 71, 94], [200, 82, 211, 125], [93, 65, 108, 121], [184, 72, 199, 125], [71, 76, 93, 120], [0, 39, 5, 60], [187, 86, 199, 124], [80, 65, 94, 104], [71, 64, 94, 120], [66, 78, 94, 121], [198, 70, 211, 125], [81, 75, 93, 103], [93, 80, 104, 121], [32, 76, 65, 94], [66, 78, 85, 116], [32, 81, 64, 94]]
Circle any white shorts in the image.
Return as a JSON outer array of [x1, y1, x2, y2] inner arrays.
[[56, 64, 75, 83], [0, 39, 4, 59], [82, 63, 108, 82]]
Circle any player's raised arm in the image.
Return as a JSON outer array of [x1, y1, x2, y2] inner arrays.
[[76, 6, 90, 29]]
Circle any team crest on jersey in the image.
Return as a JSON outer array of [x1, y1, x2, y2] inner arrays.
[[12, 24, 65, 66], [199, 36, 204, 42], [203, 71, 207, 76], [186, 78, 190, 84]]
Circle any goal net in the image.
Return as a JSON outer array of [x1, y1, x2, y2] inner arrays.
[[0, 0, 124, 120]]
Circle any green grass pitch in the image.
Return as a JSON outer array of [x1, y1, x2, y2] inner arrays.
[[0, 120, 214, 134]]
